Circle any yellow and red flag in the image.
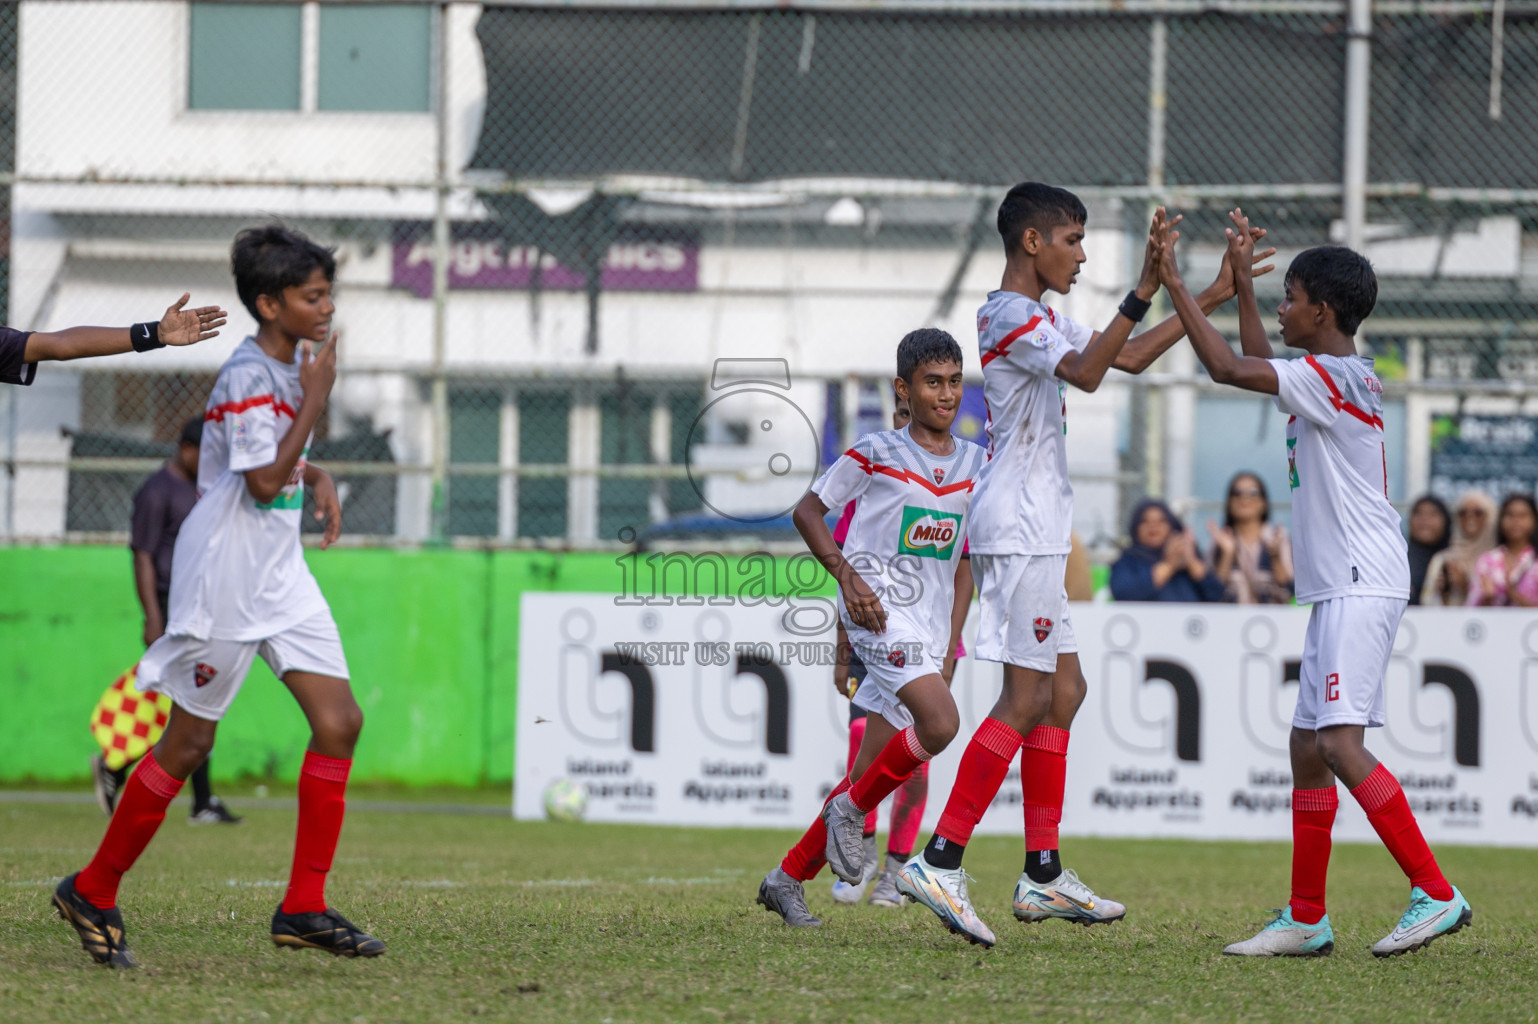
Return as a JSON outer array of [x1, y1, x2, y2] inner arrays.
[[89, 664, 172, 771]]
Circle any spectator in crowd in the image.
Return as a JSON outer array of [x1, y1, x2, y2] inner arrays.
[[1467, 493, 1538, 607], [1406, 494, 1451, 606], [1110, 499, 1224, 602], [1422, 489, 1497, 606], [1207, 471, 1294, 604]]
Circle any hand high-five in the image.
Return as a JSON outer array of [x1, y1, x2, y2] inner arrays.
[[158, 293, 228, 348]]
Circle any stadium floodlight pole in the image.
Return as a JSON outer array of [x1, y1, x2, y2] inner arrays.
[[1342, 0, 1372, 256], [429, 1, 453, 543]]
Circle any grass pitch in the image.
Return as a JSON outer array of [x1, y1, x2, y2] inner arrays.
[[2, 792, 1535, 1024]]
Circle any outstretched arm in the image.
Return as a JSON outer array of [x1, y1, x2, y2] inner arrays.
[[1226, 208, 1275, 359], [1054, 208, 1168, 392], [1157, 223, 1278, 395], [1113, 216, 1276, 373], [23, 295, 226, 363]]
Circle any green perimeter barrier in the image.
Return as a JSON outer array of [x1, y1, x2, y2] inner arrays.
[[0, 546, 835, 786]]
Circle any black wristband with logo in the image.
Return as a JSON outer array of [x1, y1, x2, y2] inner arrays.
[[1118, 291, 1152, 324], [130, 322, 163, 352]]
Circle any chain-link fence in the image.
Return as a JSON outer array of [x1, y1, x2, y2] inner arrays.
[[1, 1, 1535, 551]]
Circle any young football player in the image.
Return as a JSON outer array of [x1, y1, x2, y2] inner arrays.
[[829, 394, 972, 909], [757, 328, 983, 927], [1159, 210, 1472, 958], [52, 225, 383, 968], [0, 297, 226, 386], [899, 183, 1274, 948]]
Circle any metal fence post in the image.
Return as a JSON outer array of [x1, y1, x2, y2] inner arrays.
[[429, 0, 452, 542]]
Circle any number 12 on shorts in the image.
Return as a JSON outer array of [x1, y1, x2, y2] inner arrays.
[[1325, 673, 1340, 702]]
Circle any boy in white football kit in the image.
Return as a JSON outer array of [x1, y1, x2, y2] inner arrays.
[[900, 183, 1276, 948], [52, 226, 385, 968], [758, 329, 981, 928], [1161, 210, 1471, 958]]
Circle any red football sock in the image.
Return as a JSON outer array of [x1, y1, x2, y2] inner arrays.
[[1351, 763, 1454, 901], [282, 751, 352, 914], [846, 717, 877, 835], [780, 779, 850, 881], [886, 761, 928, 858], [75, 751, 183, 909], [935, 718, 1024, 846], [848, 727, 934, 814], [1021, 726, 1069, 852], [1288, 787, 1338, 924]]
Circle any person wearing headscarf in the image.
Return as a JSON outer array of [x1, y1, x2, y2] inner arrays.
[[1421, 489, 1497, 606], [1110, 499, 1225, 602], [1208, 471, 1294, 604], [1405, 495, 1451, 606], [1467, 493, 1538, 607]]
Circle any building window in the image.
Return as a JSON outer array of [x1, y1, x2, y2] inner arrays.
[[188, 3, 302, 111], [517, 391, 569, 540], [187, 2, 431, 113], [447, 388, 500, 538], [318, 4, 432, 112]]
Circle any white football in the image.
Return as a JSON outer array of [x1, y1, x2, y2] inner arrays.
[[543, 778, 589, 823]]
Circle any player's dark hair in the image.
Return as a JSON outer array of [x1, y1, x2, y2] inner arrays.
[[1285, 246, 1377, 336], [179, 416, 203, 447], [231, 224, 337, 321], [1496, 493, 1538, 548], [997, 182, 1087, 256], [1224, 471, 1270, 528], [896, 328, 963, 385]]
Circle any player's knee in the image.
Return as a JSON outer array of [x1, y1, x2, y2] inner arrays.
[[1312, 729, 1358, 772], [317, 700, 364, 749], [160, 729, 215, 774], [917, 704, 960, 753]]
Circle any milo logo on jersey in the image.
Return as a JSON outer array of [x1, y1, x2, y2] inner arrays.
[[898, 507, 962, 559], [1286, 437, 1299, 490]]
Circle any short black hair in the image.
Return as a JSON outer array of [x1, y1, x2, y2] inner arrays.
[[896, 328, 963, 385], [1285, 246, 1377, 336], [179, 416, 203, 447], [997, 182, 1087, 256], [1497, 492, 1538, 548], [231, 224, 337, 321]]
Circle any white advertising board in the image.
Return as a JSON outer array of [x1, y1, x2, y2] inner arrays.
[[515, 595, 1538, 847]]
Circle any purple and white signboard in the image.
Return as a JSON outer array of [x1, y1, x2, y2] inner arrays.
[[392, 224, 699, 297]]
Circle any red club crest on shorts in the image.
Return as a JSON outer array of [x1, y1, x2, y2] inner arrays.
[[1033, 617, 1054, 643], [932, 467, 946, 485], [887, 648, 906, 669], [194, 662, 218, 688]]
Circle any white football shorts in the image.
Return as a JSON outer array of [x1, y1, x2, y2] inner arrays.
[[972, 553, 1078, 672], [137, 608, 351, 722], [845, 620, 943, 730], [1292, 595, 1406, 731]]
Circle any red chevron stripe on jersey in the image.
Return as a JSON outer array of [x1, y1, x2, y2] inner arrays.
[[843, 448, 975, 496], [205, 393, 297, 423], [1305, 355, 1382, 429], [979, 315, 1043, 368]]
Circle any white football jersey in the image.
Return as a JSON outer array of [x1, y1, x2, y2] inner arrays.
[[813, 424, 987, 661], [968, 291, 1094, 555], [166, 337, 329, 641], [1272, 353, 1409, 603]]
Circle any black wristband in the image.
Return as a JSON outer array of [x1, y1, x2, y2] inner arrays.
[[131, 322, 163, 353], [1118, 291, 1152, 324]]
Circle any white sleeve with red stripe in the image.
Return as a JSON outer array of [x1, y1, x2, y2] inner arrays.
[[811, 440, 877, 511], [987, 313, 1075, 378], [207, 366, 288, 473], [1053, 309, 1094, 353], [1270, 356, 1341, 427]]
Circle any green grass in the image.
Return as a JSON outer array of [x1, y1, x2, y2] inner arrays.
[[2, 797, 1535, 1023]]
